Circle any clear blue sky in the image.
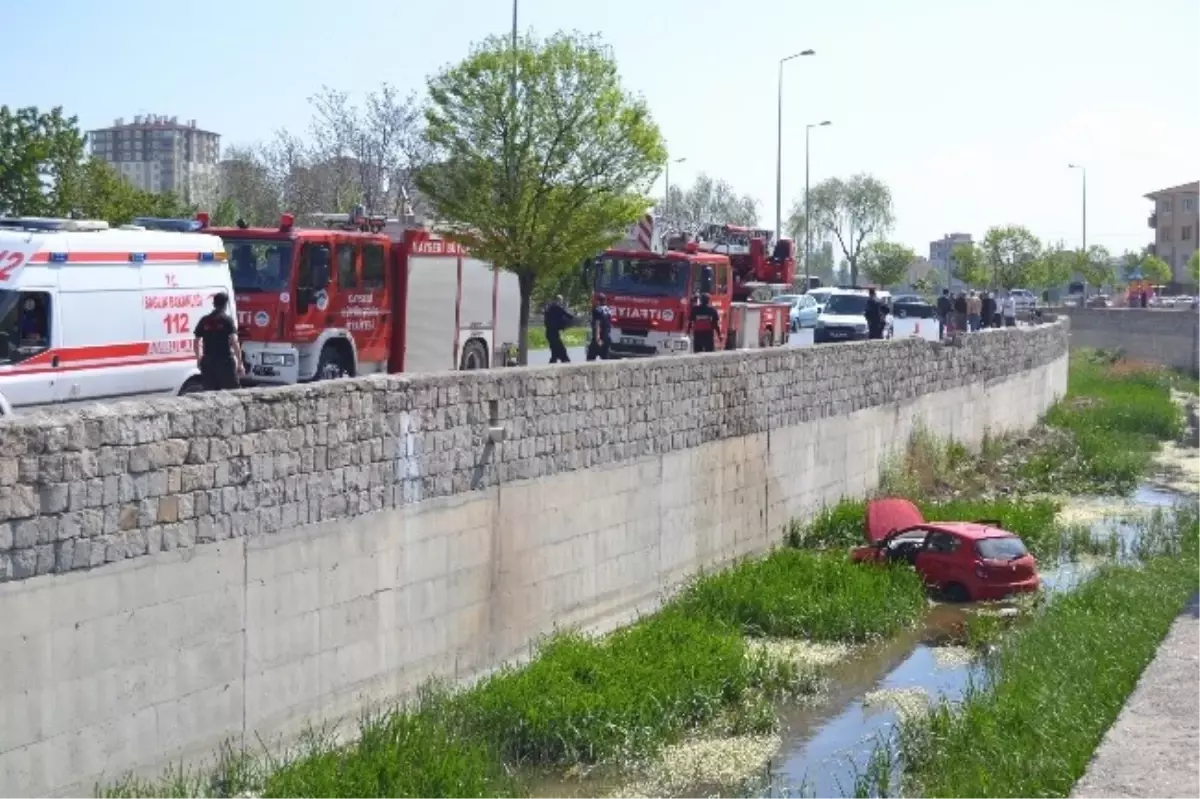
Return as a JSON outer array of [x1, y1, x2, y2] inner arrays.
[[4, 0, 1197, 257]]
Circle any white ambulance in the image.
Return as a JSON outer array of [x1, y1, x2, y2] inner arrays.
[[0, 216, 236, 417]]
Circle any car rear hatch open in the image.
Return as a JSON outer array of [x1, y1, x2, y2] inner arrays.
[[865, 498, 926, 544]]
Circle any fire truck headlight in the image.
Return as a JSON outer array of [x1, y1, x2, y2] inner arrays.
[[261, 353, 296, 367]]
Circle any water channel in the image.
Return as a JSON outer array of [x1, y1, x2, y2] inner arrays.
[[532, 482, 1191, 799]]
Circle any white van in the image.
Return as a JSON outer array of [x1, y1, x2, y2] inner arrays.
[[0, 216, 235, 416]]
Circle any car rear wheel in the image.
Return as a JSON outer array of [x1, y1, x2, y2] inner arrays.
[[942, 582, 971, 603]]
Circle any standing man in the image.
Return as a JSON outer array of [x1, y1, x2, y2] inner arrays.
[[1001, 291, 1018, 327], [194, 291, 244, 391], [543, 294, 575, 364], [980, 291, 996, 329], [587, 294, 613, 361], [953, 291, 969, 335], [936, 289, 952, 340], [865, 288, 885, 340], [966, 290, 982, 331], [688, 293, 721, 353]]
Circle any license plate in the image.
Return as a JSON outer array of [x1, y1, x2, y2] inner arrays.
[[827, 331, 847, 338], [619, 337, 641, 346], [252, 365, 278, 376]]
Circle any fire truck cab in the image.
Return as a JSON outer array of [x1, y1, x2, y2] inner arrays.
[[589, 232, 790, 357], [166, 208, 518, 384]]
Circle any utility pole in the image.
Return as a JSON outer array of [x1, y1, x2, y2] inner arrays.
[[664, 156, 686, 216], [804, 121, 831, 289], [1069, 163, 1088, 293], [774, 49, 815, 241]]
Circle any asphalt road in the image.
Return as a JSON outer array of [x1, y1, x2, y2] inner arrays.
[[526, 317, 942, 365]]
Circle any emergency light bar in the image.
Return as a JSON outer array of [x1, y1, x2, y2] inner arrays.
[[0, 216, 110, 232], [131, 217, 204, 233]]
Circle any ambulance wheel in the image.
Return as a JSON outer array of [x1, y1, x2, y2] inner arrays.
[[180, 376, 205, 395], [459, 339, 489, 370], [316, 343, 352, 380]]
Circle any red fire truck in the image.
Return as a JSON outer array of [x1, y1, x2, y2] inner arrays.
[[158, 208, 520, 383], [589, 235, 791, 358]]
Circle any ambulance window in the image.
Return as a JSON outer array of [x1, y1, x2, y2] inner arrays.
[[716, 264, 728, 295], [0, 290, 52, 364], [362, 244, 385, 289], [336, 244, 358, 289]]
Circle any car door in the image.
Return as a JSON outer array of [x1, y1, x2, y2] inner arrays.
[[913, 531, 964, 591], [800, 295, 817, 326]]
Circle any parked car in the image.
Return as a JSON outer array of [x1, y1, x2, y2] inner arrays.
[[1008, 288, 1038, 312], [1086, 294, 1111, 308], [807, 287, 835, 315], [850, 498, 1040, 602], [891, 294, 935, 318], [775, 294, 820, 331]]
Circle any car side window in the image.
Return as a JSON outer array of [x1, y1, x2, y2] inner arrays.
[[0, 290, 52, 364], [926, 532, 960, 553]]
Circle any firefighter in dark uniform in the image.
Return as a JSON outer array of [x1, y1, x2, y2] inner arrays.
[[587, 293, 613, 361], [689, 293, 721, 353], [194, 291, 244, 391]]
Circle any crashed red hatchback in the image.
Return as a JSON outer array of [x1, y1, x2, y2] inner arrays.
[[851, 498, 1040, 602]]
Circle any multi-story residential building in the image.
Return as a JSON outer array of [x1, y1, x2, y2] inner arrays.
[[1145, 180, 1199, 289], [87, 115, 220, 208], [929, 233, 972, 288]]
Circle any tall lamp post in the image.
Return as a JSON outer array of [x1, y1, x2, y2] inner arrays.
[[664, 156, 686, 216], [775, 49, 816, 241], [1069, 163, 1087, 293], [804, 121, 831, 288]]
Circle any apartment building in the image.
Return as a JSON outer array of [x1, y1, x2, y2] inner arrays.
[[1145, 180, 1199, 289], [929, 233, 972, 287], [87, 115, 221, 208]]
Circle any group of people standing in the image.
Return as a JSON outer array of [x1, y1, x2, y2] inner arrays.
[[935, 288, 1019, 339], [542, 291, 724, 363]]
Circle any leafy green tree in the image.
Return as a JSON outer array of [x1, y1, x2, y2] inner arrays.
[[787, 174, 894, 286], [859, 241, 915, 288], [1026, 242, 1075, 290], [951, 243, 989, 287], [1, 105, 190, 223], [0, 105, 86, 216], [1076, 245, 1116, 291], [1187, 250, 1198, 285], [417, 32, 665, 363], [1139, 254, 1172, 286], [911, 275, 934, 296], [980, 225, 1041, 289]]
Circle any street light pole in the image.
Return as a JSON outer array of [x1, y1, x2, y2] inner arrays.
[[1069, 163, 1087, 293], [775, 49, 815, 242], [804, 121, 831, 289]]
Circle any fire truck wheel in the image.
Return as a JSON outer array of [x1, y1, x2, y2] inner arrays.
[[459, 339, 489, 370], [316, 343, 353, 380]]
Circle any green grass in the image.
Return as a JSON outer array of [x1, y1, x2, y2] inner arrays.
[[790, 496, 1063, 559], [261, 705, 523, 798], [1018, 351, 1184, 494], [451, 609, 784, 767], [525, 325, 589, 351], [898, 509, 1199, 798], [676, 549, 926, 642]]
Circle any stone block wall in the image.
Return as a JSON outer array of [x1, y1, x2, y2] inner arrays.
[[0, 320, 1069, 795]]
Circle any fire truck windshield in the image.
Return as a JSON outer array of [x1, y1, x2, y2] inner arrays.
[[595, 257, 689, 296], [224, 240, 294, 293]]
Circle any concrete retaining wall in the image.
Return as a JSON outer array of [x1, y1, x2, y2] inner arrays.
[[0, 321, 1069, 796], [1055, 307, 1199, 375]]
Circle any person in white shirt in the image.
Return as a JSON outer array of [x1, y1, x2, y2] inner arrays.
[[1001, 293, 1018, 327]]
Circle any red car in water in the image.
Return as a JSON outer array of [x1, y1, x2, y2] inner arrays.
[[851, 498, 1040, 602]]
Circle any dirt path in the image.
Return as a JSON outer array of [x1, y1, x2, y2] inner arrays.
[[1071, 592, 1199, 798]]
